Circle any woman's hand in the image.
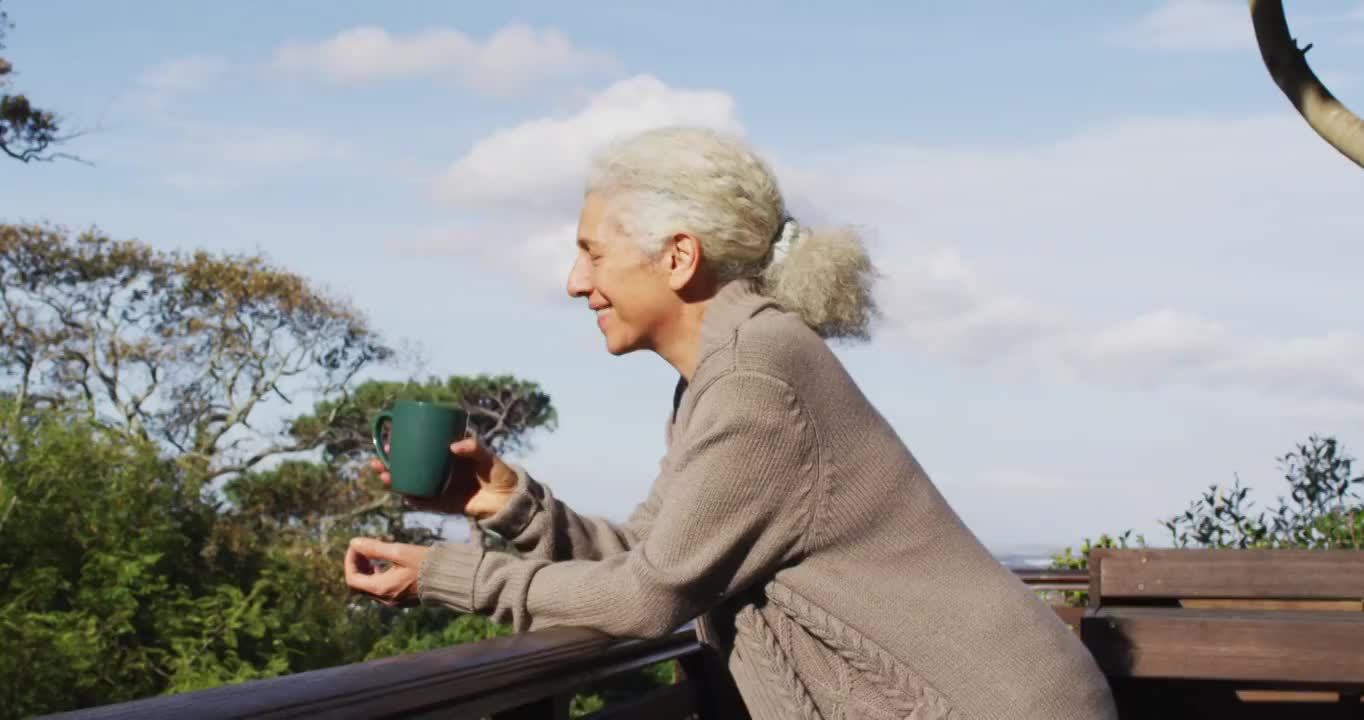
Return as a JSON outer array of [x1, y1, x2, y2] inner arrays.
[[371, 436, 519, 519], [345, 538, 427, 607]]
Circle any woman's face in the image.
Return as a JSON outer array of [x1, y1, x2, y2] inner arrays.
[[567, 192, 679, 356]]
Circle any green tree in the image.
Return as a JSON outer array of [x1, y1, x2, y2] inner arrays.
[[1051, 435, 1364, 606], [214, 375, 560, 685], [1163, 434, 1363, 550], [0, 223, 572, 716], [0, 402, 382, 717], [296, 374, 558, 462], [0, 372, 563, 717], [0, 218, 668, 718], [218, 375, 559, 597]]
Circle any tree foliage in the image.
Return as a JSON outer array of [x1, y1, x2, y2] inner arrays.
[[0, 404, 380, 716], [0, 223, 392, 480], [0, 231, 584, 718], [1051, 435, 1364, 607], [0, 2, 70, 163], [0, 378, 559, 719], [218, 374, 560, 571], [1162, 435, 1363, 550], [295, 374, 558, 465]]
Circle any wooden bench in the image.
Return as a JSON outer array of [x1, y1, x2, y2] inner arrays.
[[1083, 549, 1364, 719]]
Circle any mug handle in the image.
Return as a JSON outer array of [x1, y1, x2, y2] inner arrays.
[[371, 410, 393, 469]]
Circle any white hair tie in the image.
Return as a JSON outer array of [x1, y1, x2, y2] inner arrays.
[[771, 217, 799, 265]]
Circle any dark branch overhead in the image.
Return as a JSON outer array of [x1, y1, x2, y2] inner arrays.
[[1249, 0, 1364, 168]]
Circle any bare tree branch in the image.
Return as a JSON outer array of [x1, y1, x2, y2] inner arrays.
[[0, 131, 90, 164], [206, 440, 308, 482], [2, 223, 392, 480], [338, 493, 394, 519], [1249, 0, 1364, 168]]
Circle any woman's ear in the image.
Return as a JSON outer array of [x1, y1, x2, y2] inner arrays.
[[666, 232, 702, 291]]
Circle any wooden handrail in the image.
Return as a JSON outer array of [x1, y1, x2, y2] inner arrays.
[[42, 626, 701, 719], [1013, 567, 1089, 593], [38, 566, 1086, 719]]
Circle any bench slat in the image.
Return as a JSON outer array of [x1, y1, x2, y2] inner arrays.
[[1082, 606, 1364, 685], [1092, 549, 1364, 601]]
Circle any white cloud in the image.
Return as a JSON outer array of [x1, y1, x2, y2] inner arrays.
[[409, 75, 741, 291], [869, 249, 1364, 407], [1039, 308, 1364, 406], [386, 220, 578, 300], [787, 109, 1363, 408], [1218, 331, 1364, 402], [139, 56, 229, 93], [414, 69, 1364, 412], [1110, 0, 1252, 50], [1075, 309, 1229, 383], [134, 56, 229, 112], [878, 249, 1060, 362], [437, 74, 743, 214], [271, 24, 619, 95], [130, 125, 349, 191], [872, 253, 1364, 406]]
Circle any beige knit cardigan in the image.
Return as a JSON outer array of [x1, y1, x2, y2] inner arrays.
[[418, 280, 1118, 719]]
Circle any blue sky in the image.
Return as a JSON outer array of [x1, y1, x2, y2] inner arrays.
[[5, 1, 1364, 556]]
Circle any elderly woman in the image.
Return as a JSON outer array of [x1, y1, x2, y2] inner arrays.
[[346, 127, 1117, 719]]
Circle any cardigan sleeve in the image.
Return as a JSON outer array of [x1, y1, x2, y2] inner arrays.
[[417, 371, 818, 638], [468, 463, 664, 561]]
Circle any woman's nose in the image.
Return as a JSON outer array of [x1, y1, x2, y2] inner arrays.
[[566, 256, 591, 298]]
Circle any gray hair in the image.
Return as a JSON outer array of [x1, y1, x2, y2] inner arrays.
[[585, 126, 877, 340]]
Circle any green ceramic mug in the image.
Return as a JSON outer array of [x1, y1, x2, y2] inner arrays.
[[370, 400, 471, 497]]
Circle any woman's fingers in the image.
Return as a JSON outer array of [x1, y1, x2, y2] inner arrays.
[[450, 436, 486, 458], [345, 544, 372, 575], [367, 457, 392, 487], [368, 438, 489, 510], [349, 537, 405, 562], [345, 544, 385, 595], [344, 540, 426, 608], [450, 436, 496, 479], [369, 442, 391, 484]]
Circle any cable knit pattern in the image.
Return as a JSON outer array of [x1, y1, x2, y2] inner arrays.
[[735, 605, 824, 720], [765, 581, 959, 720], [418, 279, 1119, 720]]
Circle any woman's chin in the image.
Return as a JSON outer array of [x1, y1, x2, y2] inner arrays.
[[601, 331, 641, 356]]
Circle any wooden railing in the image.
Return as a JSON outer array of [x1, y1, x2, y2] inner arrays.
[[41, 624, 712, 720], [1083, 549, 1364, 718], [39, 567, 1082, 720]]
